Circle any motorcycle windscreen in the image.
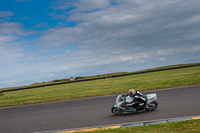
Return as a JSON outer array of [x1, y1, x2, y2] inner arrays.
[[116, 94, 125, 103]]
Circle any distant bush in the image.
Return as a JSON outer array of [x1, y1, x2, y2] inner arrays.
[[75, 77, 84, 80], [52, 79, 67, 82], [52, 80, 61, 82]]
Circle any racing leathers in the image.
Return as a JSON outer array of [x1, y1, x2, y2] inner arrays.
[[126, 91, 147, 108]]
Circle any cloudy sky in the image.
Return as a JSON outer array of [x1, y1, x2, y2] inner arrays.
[[0, 0, 200, 88]]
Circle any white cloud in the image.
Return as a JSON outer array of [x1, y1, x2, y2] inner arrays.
[[47, 0, 200, 50], [182, 45, 200, 53], [75, 0, 110, 11], [159, 57, 166, 61], [34, 22, 50, 28], [0, 22, 27, 35], [156, 49, 178, 56], [0, 35, 19, 44], [0, 44, 24, 63], [50, 0, 110, 11], [0, 22, 28, 65], [0, 11, 14, 18]]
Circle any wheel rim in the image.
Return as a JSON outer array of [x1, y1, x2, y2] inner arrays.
[[147, 103, 156, 110], [113, 108, 123, 114]]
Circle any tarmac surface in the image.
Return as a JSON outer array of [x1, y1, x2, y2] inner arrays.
[[0, 85, 200, 133]]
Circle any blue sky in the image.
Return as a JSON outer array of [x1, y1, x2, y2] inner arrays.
[[0, 0, 200, 88]]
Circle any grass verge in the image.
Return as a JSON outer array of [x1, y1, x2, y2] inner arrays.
[[0, 65, 200, 107], [78, 119, 200, 133]]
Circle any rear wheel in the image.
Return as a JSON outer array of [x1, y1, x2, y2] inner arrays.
[[145, 101, 158, 111], [111, 107, 124, 115]]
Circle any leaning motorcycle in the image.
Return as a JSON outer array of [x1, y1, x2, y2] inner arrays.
[[111, 93, 158, 115]]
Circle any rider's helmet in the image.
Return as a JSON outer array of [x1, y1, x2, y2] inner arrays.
[[128, 89, 136, 97]]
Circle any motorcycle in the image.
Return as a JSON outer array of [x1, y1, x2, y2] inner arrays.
[[111, 93, 158, 115]]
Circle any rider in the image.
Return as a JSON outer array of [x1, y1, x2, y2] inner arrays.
[[126, 89, 147, 108]]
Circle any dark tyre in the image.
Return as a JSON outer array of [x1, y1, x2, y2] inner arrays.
[[111, 107, 124, 115], [145, 101, 158, 111]]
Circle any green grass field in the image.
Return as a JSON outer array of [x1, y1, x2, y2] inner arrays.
[[0, 65, 200, 107], [78, 119, 200, 133]]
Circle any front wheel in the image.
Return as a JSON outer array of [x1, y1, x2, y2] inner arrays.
[[145, 101, 158, 111], [111, 107, 124, 115]]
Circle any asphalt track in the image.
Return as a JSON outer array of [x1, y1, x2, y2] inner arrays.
[[0, 85, 200, 133]]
